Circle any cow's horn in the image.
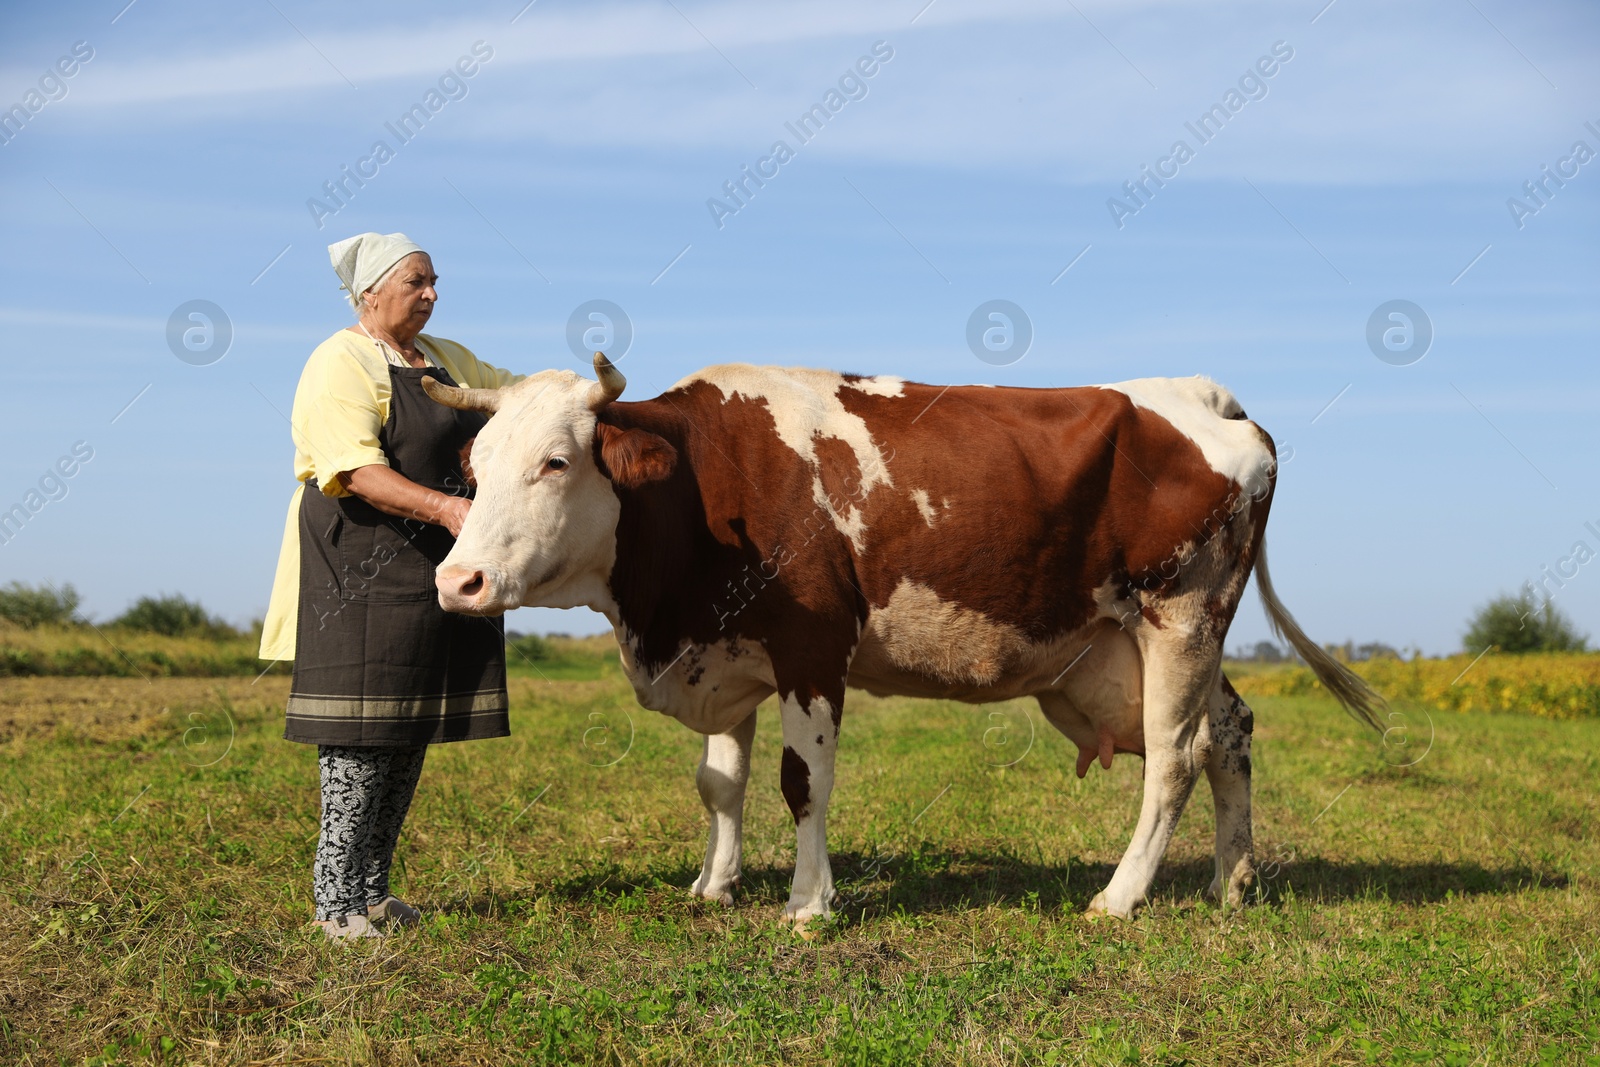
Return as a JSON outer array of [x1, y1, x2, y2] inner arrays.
[[421, 375, 502, 414], [587, 351, 626, 412]]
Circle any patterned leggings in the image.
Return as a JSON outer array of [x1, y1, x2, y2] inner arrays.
[[313, 744, 427, 921]]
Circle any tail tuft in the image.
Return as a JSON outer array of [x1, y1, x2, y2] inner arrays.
[[1254, 539, 1387, 733]]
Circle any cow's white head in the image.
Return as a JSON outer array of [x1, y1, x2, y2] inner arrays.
[[425, 353, 676, 616]]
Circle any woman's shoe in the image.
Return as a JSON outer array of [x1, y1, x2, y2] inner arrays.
[[316, 912, 384, 941], [366, 896, 421, 927]]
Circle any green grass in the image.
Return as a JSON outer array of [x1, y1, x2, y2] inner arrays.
[[1, 648, 1596, 1065], [0, 626, 614, 681], [506, 634, 622, 681]]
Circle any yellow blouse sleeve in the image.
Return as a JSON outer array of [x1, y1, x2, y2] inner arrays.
[[291, 335, 390, 498], [422, 334, 526, 390]]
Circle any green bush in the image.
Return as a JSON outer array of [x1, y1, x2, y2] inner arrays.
[[0, 581, 81, 629], [507, 632, 552, 663], [111, 595, 239, 639], [1463, 592, 1586, 654]]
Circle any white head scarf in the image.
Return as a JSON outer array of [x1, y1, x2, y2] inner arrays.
[[327, 232, 425, 310]]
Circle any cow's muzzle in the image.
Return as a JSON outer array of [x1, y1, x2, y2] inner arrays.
[[436, 563, 513, 615]]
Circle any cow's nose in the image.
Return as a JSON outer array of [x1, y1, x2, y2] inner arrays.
[[436, 564, 489, 611]]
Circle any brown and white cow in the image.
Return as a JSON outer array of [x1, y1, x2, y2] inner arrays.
[[424, 354, 1382, 926]]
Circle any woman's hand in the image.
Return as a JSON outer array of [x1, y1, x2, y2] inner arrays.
[[439, 496, 471, 538]]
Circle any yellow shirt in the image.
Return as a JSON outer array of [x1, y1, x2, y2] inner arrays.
[[258, 329, 524, 662]]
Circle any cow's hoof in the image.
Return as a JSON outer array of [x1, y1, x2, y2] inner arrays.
[[781, 905, 829, 939], [1205, 878, 1249, 907], [689, 877, 737, 907], [1084, 892, 1135, 921], [1206, 867, 1254, 908]]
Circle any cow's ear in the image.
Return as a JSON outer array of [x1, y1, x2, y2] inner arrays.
[[458, 437, 478, 489], [594, 421, 677, 489]]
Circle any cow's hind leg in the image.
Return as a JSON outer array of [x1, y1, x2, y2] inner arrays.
[[1087, 634, 1216, 919], [690, 710, 757, 906], [1205, 675, 1255, 906], [778, 687, 841, 933]]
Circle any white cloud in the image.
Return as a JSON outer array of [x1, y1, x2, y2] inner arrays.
[[67, 0, 1072, 106], [57, 0, 1597, 184]]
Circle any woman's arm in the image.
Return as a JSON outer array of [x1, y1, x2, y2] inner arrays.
[[338, 464, 471, 537]]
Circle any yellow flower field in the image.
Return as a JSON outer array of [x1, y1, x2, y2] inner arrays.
[[1229, 652, 1600, 719]]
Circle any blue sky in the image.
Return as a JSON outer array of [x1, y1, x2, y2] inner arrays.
[[1, 0, 1595, 655]]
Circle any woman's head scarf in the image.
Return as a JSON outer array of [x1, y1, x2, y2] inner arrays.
[[328, 232, 424, 309]]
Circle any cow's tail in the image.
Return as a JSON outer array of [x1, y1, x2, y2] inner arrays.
[[1253, 538, 1387, 733]]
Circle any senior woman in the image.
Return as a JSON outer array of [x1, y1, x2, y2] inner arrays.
[[259, 232, 523, 941]]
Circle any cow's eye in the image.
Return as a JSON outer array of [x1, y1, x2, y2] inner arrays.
[[546, 457, 569, 472]]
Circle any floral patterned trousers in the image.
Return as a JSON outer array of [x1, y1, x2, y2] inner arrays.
[[313, 744, 427, 921]]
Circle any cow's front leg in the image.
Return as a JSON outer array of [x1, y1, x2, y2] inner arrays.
[[778, 688, 840, 933], [690, 710, 757, 906]]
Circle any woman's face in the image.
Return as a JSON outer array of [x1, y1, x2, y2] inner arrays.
[[363, 252, 437, 337]]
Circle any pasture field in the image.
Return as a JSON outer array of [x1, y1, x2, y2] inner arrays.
[[1, 645, 1596, 1065]]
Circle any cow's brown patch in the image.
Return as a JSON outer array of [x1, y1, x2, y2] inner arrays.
[[780, 745, 811, 822], [813, 434, 866, 530]]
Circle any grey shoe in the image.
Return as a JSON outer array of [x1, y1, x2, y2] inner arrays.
[[366, 895, 421, 928], [317, 912, 383, 941]]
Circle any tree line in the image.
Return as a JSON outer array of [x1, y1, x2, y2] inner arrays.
[[0, 581, 557, 661], [1230, 591, 1587, 661], [0, 582, 241, 639], [0, 582, 1586, 658]]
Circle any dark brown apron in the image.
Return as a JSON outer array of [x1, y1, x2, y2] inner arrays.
[[284, 359, 510, 746]]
